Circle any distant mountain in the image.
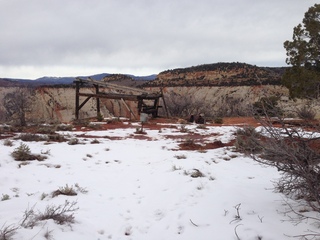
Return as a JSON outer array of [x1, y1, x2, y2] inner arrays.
[[0, 62, 287, 88], [0, 73, 157, 87], [142, 62, 287, 87]]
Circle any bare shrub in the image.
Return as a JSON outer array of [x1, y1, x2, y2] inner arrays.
[[234, 126, 263, 154], [190, 169, 204, 178], [1, 194, 10, 201], [296, 104, 316, 120], [40, 193, 48, 201], [18, 133, 48, 142], [21, 201, 78, 227], [196, 124, 207, 129], [214, 96, 251, 117], [0, 108, 6, 123], [36, 126, 56, 134], [47, 133, 67, 142], [74, 183, 88, 194], [179, 125, 189, 133], [172, 165, 182, 171], [88, 123, 102, 130], [37, 201, 78, 225], [56, 124, 73, 131], [213, 117, 223, 124], [3, 88, 36, 126], [236, 115, 320, 216], [72, 119, 89, 126], [44, 228, 54, 240], [255, 121, 320, 209], [67, 138, 79, 145], [3, 139, 13, 147], [90, 139, 100, 144], [0, 224, 19, 240], [252, 96, 282, 117], [165, 92, 213, 118], [174, 154, 187, 159]]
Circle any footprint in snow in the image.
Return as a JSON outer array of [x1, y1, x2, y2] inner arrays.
[[154, 209, 165, 221]]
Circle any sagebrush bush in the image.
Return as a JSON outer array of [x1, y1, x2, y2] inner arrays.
[[56, 124, 73, 131], [253, 96, 282, 117], [91, 139, 100, 144], [179, 125, 189, 133], [234, 126, 262, 154], [3, 139, 13, 146], [190, 169, 204, 178], [174, 154, 187, 159], [36, 126, 56, 134], [68, 138, 79, 145], [52, 184, 77, 197], [297, 105, 316, 120], [88, 123, 102, 130], [214, 117, 223, 124], [1, 194, 10, 201], [239, 116, 320, 217], [48, 133, 67, 142], [18, 133, 48, 142], [21, 200, 78, 227]]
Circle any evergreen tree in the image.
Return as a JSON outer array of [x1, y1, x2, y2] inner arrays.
[[283, 4, 320, 98]]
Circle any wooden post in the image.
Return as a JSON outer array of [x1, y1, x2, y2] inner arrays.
[[160, 88, 169, 118], [95, 85, 101, 117], [152, 98, 159, 117], [75, 81, 80, 120], [121, 98, 137, 120]]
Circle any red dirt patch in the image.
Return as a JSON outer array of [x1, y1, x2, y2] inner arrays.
[[219, 117, 260, 127], [178, 139, 235, 151], [163, 132, 219, 141]]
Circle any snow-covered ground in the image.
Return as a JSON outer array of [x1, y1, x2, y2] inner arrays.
[[0, 122, 318, 240]]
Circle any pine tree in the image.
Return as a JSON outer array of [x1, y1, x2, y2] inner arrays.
[[283, 4, 320, 98]]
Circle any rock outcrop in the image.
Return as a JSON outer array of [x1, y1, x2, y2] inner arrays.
[[143, 62, 285, 87]]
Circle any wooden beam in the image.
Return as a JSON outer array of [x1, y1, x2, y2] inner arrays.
[[160, 88, 169, 118], [121, 98, 137, 120], [74, 77, 164, 120], [79, 96, 92, 110], [75, 77, 150, 94], [78, 92, 139, 101]]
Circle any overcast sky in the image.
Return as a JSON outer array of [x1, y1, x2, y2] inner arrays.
[[0, 0, 318, 79]]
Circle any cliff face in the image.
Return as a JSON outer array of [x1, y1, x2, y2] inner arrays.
[[0, 86, 143, 123], [144, 62, 285, 87], [1, 62, 315, 123], [145, 85, 293, 117]]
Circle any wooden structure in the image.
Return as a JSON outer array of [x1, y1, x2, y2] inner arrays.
[[74, 77, 168, 120]]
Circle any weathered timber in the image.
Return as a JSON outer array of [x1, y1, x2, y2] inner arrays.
[[74, 77, 166, 120]]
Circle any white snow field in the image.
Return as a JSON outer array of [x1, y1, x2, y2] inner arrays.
[[0, 122, 319, 240]]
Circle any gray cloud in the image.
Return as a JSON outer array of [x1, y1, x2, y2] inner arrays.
[[0, 0, 317, 78]]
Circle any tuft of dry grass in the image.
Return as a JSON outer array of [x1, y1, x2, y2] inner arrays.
[[52, 184, 77, 198], [174, 154, 187, 159], [3, 139, 13, 147], [0, 224, 19, 240]]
